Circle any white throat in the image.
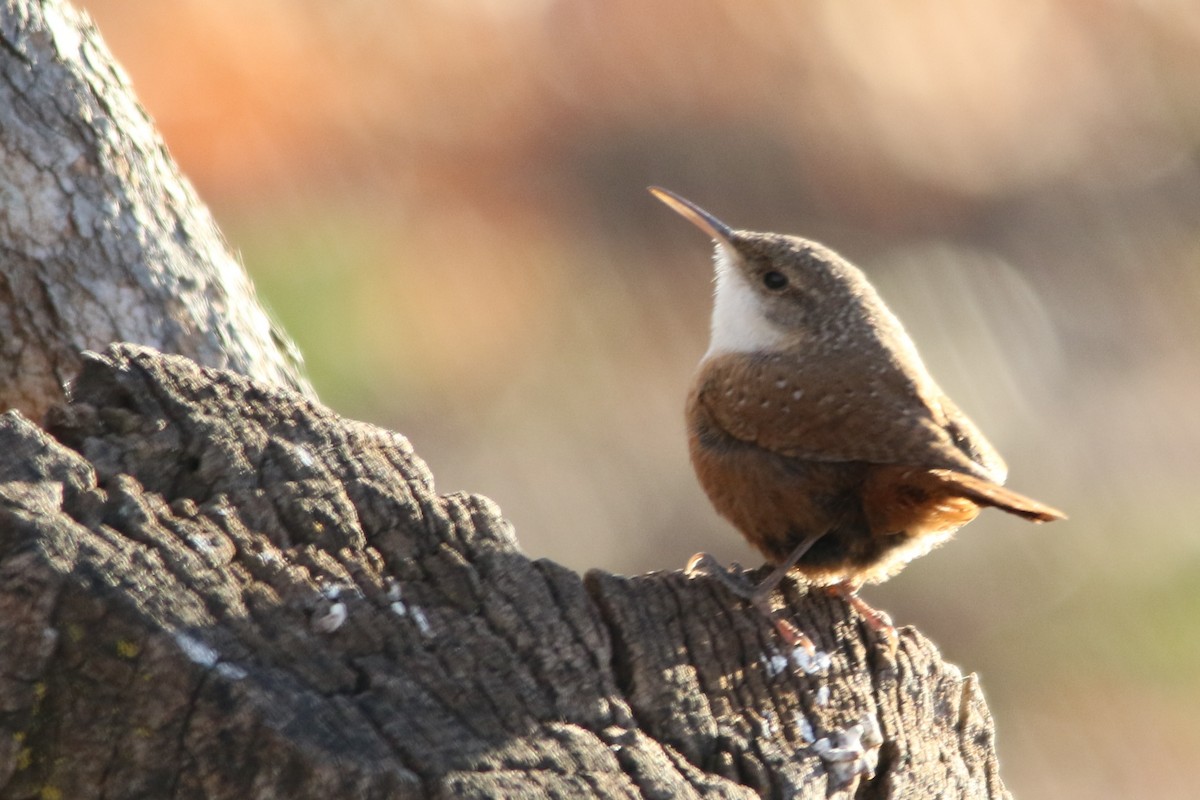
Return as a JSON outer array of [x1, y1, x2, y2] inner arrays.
[[704, 245, 788, 359]]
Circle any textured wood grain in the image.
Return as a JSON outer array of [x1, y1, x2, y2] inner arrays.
[[0, 344, 1011, 798]]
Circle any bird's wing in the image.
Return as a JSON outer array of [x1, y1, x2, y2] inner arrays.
[[694, 351, 1003, 481]]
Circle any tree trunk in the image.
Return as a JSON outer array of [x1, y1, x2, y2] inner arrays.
[[0, 1, 1012, 797], [0, 0, 312, 421], [0, 344, 1010, 799]]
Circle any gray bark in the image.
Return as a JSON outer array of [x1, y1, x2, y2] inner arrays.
[[0, 344, 1010, 799], [0, 0, 312, 421]]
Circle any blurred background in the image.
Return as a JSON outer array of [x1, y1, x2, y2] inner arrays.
[[78, 1, 1199, 796]]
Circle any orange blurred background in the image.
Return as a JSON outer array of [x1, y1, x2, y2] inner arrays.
[[79, 2, 1200, 796]]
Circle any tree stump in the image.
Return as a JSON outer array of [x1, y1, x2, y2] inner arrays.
[[0, 344, 1010, 799]]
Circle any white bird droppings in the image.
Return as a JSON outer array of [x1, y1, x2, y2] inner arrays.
[[795, 712, 815, 744], [791, 648, 832, 676], [216, 662, 249, 680], [410, 606, 433, 637], [175, 633, 219, 668], [812, 714, 884, 787], [311, 601, 348, 634], [762, 653, 790, 678], [295, 445, 315, 468]]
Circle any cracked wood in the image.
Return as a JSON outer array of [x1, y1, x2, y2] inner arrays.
[[0, 344, 1011, 799]]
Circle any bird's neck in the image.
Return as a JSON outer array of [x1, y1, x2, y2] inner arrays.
[[705, 249, 789, 360]]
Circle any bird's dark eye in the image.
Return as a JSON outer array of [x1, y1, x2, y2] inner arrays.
[[762, 271, 788, 290]]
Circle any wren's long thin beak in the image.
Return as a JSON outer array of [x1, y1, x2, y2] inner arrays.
[[649, 187, 734, 246]]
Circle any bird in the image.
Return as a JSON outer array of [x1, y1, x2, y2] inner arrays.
[[650, 186, 1065, 650]]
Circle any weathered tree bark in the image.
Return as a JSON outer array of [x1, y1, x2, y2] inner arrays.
[[0, 0, 312, 420], [0, 344, 1010, 799]]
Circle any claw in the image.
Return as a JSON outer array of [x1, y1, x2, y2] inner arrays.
[[830, 584, 898, 659], [684, 551, 815, 655], [772, 616, 817, 657]]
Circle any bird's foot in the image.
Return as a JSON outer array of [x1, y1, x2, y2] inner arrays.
[[768, 615, 816, 656], [829, 584, 898, 659], [685, 551, 816, 656]]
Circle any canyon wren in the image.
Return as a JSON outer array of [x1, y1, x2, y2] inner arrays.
[[650, 186, 1065, 646]]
